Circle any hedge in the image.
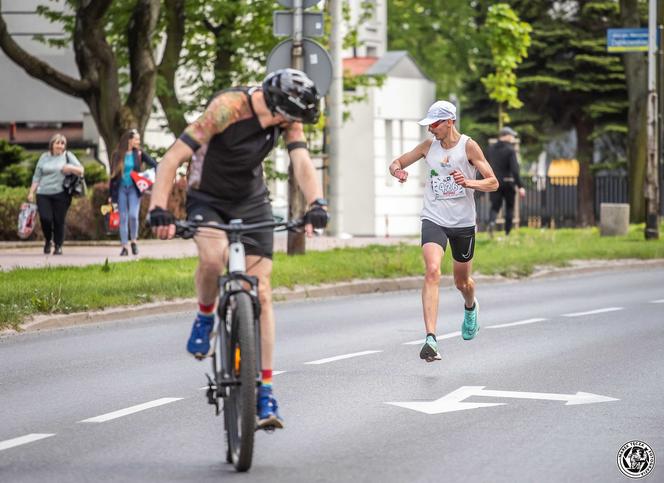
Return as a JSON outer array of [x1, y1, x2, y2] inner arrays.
[[0, 180, 188, 241]]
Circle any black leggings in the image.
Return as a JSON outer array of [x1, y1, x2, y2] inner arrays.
[[489, 182, 516, 234], [36, 192, 71, 246]]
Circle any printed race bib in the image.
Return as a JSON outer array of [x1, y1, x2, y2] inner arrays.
[[430, 170, 465, 201]]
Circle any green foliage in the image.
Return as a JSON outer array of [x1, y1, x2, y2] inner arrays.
[[2, 225, 664, 329], [387, 0, 481, 98], [83, 162, 109, 186], [0, 139, 26, 171], [481, 3, 532, 126], [0, 164, 33, 187]]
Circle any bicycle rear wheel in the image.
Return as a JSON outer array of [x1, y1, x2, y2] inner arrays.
[[224, 291, 257, 472]]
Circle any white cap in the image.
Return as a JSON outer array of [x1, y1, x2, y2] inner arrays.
[[418, 100, 457, 125]]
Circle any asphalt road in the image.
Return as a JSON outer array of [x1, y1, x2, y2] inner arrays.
[[1, 267, 663, 482]]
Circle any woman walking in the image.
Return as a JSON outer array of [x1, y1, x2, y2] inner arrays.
[[27, 133, 84, 255], [109, 129, 158, 256]]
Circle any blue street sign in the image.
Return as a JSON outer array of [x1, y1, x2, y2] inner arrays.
[[607, 28, 659, 52]]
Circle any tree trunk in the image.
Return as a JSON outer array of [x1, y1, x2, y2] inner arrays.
[[575, 116, 595, 226], [620, 0, 648, 222], [0, 0, 161, 156]]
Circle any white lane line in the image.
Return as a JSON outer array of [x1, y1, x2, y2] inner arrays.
[[488, 318, 547, 329], [79, 398, 183, 423], [562, 307, 623, 317], [0, 433, 55, 452], [650, 299, 664, 304], [304, 350, 382, 365], [403, 332, 460, 346]]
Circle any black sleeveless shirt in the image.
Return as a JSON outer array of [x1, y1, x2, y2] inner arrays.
[[181, 87, 281, 202]]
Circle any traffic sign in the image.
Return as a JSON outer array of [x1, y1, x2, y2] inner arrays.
[[276, 0, 321, 8], [607, 28, 659, 52], [266, 38, 333, 95], [273, 11, 324, 37]]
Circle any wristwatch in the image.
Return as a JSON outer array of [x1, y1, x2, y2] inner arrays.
[[310, 197, 328, 208]]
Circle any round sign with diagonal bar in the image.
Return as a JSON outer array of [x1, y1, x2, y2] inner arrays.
[[266, 38, 332, 95], [277, 0, 321, 8]]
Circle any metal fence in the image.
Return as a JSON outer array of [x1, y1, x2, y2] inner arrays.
[[476, 170, 664, 230]]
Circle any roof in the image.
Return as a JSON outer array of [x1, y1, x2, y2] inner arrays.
[[342, 57, 379, 76]]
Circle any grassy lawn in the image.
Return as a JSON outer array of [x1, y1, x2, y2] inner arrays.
[[2, 224, 663, 330]]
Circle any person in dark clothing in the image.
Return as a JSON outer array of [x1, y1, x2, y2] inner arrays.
[[486, 126, 526, 236]]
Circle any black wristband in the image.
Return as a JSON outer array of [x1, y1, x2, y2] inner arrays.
[[287, 141, 307, 152], [179, 133, 201, 152]]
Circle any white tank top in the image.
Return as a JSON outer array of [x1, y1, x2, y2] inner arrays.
[[421, 134, 477, 228]]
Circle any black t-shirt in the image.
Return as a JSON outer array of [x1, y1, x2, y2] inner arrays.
[[181, 87, 281, 202], [486, 140, 523, 187]]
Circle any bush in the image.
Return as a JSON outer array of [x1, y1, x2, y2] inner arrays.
[[0, 164, 33, 187], [0, 181, 188, 241], [0, 139, 25, 171], [84, 162, 108, 186]]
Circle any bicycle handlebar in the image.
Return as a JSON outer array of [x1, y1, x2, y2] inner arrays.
[[174, 217, 305, 239]]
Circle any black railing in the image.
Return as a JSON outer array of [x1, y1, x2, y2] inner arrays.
[[476, 169, 664, 230]]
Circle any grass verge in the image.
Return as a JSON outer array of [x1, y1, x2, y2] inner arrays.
[[2, 224, 663, 330]]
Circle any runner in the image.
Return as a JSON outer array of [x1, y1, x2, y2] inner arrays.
[[388, 100, 498, 361]]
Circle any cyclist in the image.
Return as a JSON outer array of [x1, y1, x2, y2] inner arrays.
[[388, 100, 498, 361], [148, 69, 328, 428]]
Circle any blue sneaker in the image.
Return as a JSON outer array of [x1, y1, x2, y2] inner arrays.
[[462, 299, 479, 340], [419, 335, 442, 362], [187, 314, 214, 358], [256, 385, 284, 429]]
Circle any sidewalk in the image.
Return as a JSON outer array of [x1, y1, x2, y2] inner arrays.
[[0, 234, 419, 271]]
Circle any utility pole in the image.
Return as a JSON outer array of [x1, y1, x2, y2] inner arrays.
[[645, 0, 660, 239], [287, 0, 308, 254], [327, 0, 343, 236]]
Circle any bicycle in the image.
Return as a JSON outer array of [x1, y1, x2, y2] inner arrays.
[[175, 216, 303, 472]]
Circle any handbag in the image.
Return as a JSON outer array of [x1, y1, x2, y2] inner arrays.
[[62, 151, 87, 197], [101, 203, 120, 234], [17, 202, 38, 239]]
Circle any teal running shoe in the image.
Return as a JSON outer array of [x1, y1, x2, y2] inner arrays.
[[419, 335, 442, 362], [462, 299, 479, 340]]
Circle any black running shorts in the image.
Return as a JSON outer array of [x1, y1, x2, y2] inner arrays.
[[186, 190, 274, 258], [421, 219, 476, 262]]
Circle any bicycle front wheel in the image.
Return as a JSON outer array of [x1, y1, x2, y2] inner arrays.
[[225, 291, 257, 472]]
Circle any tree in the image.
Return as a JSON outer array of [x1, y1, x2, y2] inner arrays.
[[0, 0, 161, 154], [481, 3, 531, 129], [619, 0, 649, 222]]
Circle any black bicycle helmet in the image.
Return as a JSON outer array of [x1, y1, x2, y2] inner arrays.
[[262, 68, 320, 124]]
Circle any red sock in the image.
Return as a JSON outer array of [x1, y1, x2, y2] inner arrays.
[[198, 303, 214, 316], [261, 369, 273, 386]]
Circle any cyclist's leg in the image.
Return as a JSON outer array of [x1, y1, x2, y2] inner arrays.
[[187, 199, 229, 356]]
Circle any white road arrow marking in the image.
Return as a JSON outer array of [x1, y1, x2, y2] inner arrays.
[[386, 386, 618, 414]]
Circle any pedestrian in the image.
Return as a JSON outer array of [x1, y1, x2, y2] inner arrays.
[[388, 100, 498, 362], [27, 133, 84, 255], [109, 129, 158, 256], [148, 69, 328, 428], [486, 126, 526, 236]]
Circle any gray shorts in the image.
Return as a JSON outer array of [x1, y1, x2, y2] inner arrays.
[[421, 219, 476, 262]]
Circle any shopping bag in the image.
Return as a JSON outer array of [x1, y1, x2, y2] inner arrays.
[[101, 203, 120, 234], [130, 169, 154, 193], [18, 202, 38, 239]]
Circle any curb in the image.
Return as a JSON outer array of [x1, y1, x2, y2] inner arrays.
[[4, 258, 664, 336]]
